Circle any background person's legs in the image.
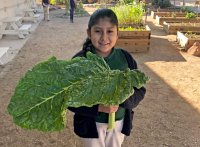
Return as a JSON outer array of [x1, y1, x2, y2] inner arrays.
[[43, 5, 50, 21], [70, 8, 74, 23]]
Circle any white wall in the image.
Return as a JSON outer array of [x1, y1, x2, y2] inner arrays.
[[0, 0, 30, 20]]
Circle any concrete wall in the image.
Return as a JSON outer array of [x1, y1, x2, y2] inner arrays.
[[0, 0, 30, 20]]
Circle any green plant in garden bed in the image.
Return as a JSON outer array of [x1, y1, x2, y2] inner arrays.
[[110, 2, 145, 28], [185, 12, 197, 19], [185, 31, 200, 39], [119, 26, 145, 31], [7, 52, 149, 132], [171, 12, 176, 18]]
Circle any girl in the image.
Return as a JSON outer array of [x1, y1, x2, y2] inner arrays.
[[68, 8, 146, 147]]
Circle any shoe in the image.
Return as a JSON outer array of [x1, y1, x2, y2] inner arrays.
[[70, 19, 73, 23]]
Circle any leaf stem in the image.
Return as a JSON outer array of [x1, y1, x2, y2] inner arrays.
[[108, 112, 115, 130]]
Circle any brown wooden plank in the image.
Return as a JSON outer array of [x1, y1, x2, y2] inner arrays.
[[116, 39, 150, 45], [164, 22, 200, 34], [118, 31, 150, 38], [156, 16, 200, 25]]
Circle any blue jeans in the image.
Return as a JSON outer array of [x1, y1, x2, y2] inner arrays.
[[70, 8, 74, 22]]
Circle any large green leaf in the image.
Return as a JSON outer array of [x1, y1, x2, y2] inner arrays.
[[7, 52, 149, 132]]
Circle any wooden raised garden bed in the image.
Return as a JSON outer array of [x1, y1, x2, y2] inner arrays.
[[151, 8, 181, 12], [156, 16, 200, 25], [177, 31, 200, 49], [115, 25, 151, 53], [150, 8, 181, 18], [151, 12, 186, 19], [163, 22, 200, 34]]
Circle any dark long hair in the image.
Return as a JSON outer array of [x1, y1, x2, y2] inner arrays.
[[82, 8, 118, 52]]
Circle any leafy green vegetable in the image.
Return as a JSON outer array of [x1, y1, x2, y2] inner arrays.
[[7, 52, 149, 132]]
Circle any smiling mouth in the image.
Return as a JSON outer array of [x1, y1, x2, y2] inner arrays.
[[99, 43, 110, 46]]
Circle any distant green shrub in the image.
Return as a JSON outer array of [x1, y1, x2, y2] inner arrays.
[[152, 0, 171, 8], [50, 0, 65, 5], [50, 0, 56, 5], [151, 0, 158, 5], [181, 6, 194, 13], [158, 0, 171, 8], [123, 0, 135, 4]]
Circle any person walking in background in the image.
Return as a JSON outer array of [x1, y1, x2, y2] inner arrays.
[[42, 0, 50, 21], [69, 0, 76, 23]]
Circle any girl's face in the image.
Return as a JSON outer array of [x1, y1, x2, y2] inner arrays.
[[87, 18, 118, 57]]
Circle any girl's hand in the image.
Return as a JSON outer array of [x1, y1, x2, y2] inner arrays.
[[98, 104, 118, 113]]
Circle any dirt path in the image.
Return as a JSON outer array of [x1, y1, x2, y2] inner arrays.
[[0, 10, 200, 147]]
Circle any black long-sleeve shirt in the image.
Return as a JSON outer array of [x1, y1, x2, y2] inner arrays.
[[68, 48, 146, 138]]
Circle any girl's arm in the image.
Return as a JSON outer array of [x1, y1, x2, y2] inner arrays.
[[119, 87, 146, 110], [120, 49, 146, 110]]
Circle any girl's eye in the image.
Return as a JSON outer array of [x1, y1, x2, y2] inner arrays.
[[95, 30, 100, 33], [108, 30, 113, 33]]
